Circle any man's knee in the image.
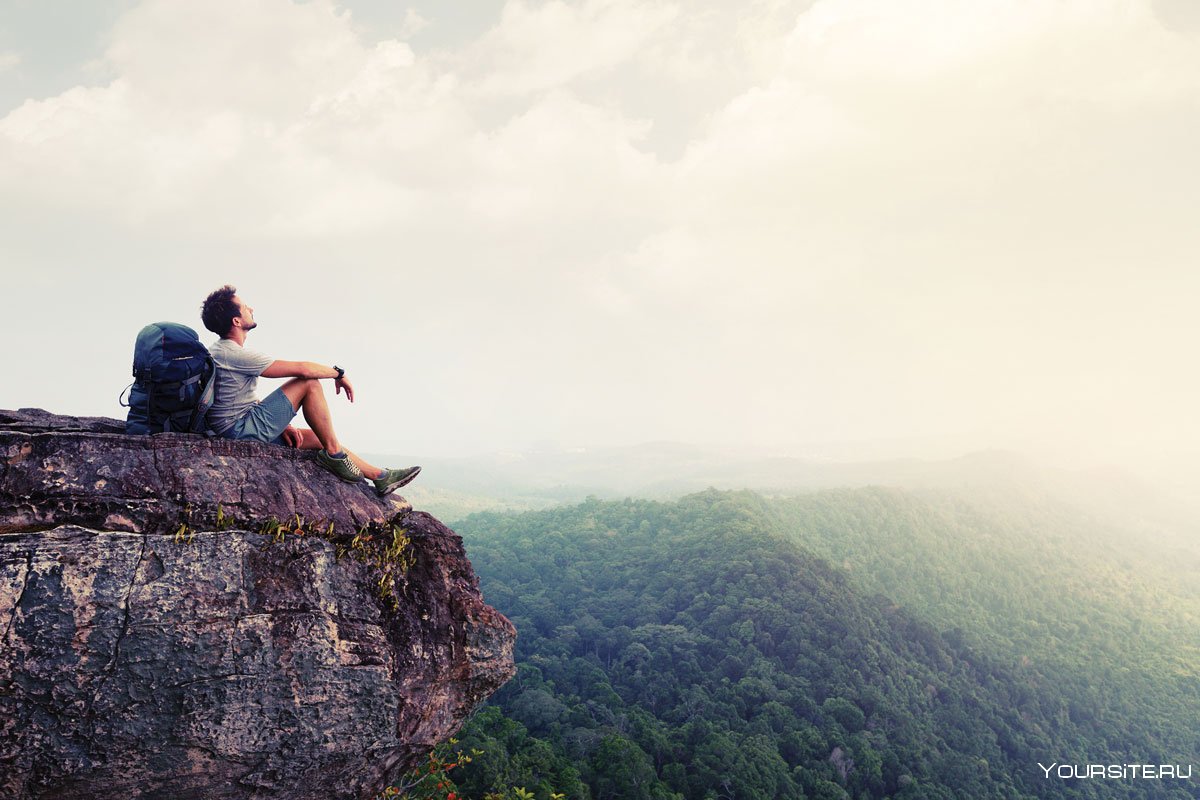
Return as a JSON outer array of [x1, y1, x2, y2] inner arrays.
[[281, 377, 322, 410], [285, 377, 321, 392]]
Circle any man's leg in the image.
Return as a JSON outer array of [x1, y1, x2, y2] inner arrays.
[[279, 378, 344, 453], [289, 428, 384, 480], [278, 378, 419, 492]]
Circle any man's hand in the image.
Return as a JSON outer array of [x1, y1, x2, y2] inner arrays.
[[335, 376, 355, 403], [281, 425, 303, 448]]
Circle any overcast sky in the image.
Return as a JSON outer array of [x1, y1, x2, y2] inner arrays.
[[1, 0, 1197, 477]]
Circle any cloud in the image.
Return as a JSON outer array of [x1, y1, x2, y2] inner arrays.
[[616, 0, 1200, 450], [670, 0, 1200, 286], [0, 0, 666, 240], [397, 8, 431, 39], [458, 0, 679, 96], [0, 0, 380, 229], [2, 0, 1198, 460]]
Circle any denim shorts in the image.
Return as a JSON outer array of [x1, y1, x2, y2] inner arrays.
[[223, 388, 297, 445]]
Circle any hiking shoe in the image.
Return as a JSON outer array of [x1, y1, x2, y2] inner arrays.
[[373, 466, 421, 497], [316, 450, 364, 483]]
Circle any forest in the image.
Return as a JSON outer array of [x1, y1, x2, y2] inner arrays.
[[438, 487, 1200, 799]]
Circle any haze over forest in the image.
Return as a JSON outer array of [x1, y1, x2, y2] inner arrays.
[[446, 461, 1200, 799], [395, 426, 1200, 796]]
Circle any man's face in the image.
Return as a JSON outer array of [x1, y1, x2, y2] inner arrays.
[[234, 297, 257, 332]]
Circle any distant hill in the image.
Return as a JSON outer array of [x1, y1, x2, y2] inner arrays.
[[380, 443, 1200, 536], [773, 487, 1200, 749]]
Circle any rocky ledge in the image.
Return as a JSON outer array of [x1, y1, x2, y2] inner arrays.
[[0, 408, 516, 800]]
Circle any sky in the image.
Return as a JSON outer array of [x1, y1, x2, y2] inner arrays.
[[1, 0, 1198, 479]]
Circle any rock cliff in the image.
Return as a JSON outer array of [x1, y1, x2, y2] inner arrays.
[[0, 408, 516, 800]]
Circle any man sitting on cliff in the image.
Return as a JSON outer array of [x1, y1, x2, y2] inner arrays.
[[200, 285, 420, 496]]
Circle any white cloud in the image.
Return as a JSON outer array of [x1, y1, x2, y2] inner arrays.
[[397, 8, 431, 39], [671, 0, 1200, 285], [460, 0, 678, 95], [2, 0, 1198, 461], [616, 0, 1200, 451], [105, 0, 366, 113], [0, 0, 666, 239]]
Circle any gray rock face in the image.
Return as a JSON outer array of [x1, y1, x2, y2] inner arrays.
[[0, 409, 516, 799]]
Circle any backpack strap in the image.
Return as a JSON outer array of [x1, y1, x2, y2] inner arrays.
[[179, 372, 202, 401], [187, 358, 217, 434]]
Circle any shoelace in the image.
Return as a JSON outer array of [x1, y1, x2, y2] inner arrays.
[[327, 451, 363, 478]]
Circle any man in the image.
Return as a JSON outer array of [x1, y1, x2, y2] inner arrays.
[[200, 285, 420, 496]]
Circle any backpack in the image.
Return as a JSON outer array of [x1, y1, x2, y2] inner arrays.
[[120, 322, 216, 435]]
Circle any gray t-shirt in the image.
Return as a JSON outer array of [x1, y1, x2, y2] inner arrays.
[[207, 338, 275, 434]]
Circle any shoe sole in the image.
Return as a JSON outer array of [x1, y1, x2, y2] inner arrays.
[[376, 466, 421, 496]]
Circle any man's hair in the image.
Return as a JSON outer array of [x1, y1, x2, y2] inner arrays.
[[201, 285, 239, 336]]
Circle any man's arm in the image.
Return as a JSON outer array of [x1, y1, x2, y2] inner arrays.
[[261, 360, 355, 402], [261, 360, 338, 380]]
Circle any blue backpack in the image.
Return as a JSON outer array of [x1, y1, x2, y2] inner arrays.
[[121, 322, 215, 435]]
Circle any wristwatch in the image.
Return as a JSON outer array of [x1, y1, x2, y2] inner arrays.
[[333, 365, 345, 380]]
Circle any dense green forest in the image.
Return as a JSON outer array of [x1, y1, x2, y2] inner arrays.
[[447, 489, 1199, 799], [771, 489, 1200, 750]]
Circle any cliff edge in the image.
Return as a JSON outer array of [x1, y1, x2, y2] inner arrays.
[[0, 408, 516, 800]]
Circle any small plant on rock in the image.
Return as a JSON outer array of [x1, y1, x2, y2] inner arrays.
[[375, 740, 562, 800]]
